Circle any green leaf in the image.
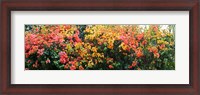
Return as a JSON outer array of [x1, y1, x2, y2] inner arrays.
[[103, 47, 107, 52], [41, 61, 45, 64]]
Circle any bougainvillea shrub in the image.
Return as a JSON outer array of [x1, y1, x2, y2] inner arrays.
[[25, 25, 175, 70]]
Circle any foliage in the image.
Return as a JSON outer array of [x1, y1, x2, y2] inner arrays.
[[25, 25, 175, 70]]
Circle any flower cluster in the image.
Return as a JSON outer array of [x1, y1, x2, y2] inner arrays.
[[25, 25, 175, 70]]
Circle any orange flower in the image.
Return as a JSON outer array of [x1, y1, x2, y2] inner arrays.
[[136, 50, 143, 58], [107, 44, 113, 49], [132, 61, 137, 67], [154, 53, 160, 58], [142, 40, 147, 45], [91, 47, 98, 53], [27, 60, 31, 63], [148, 47, 158, 53]]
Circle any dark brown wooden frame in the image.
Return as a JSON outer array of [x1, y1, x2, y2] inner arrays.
[[0, 0, 199, 95]]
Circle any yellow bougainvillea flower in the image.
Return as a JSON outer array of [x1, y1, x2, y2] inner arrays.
[[120, 42, 128, 51], [91, 47, 98, 53]]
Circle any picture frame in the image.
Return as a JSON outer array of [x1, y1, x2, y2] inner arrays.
[[0, 0, 199, 95]]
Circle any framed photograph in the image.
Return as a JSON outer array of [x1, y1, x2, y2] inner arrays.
[[0, 0, 199, 95]]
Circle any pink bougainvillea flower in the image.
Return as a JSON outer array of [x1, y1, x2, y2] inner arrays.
[[67, 35, 73, 40], [37, 48, 44, 56], [120, 35, 128, 44], [70, 65, 76, 70], [27, 60, 31, 63], [46, 59, 51, 64], [108, 65, 114, 69], [25, 53, 30, 58], [59, 51, 67, 56], [25, 44, 31, 51], [60, 57, 67, 64], [29, 34, 37, 39], [153, 25, 159, 32]]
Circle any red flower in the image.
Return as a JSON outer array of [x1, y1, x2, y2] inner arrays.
[[59, 51, 68, 64], [25, 44, 31, 51], [29, 34, 37, 39], [142, 40, 147, 45], [136, 33, 144, 41], [132, 61, 137, 67], [70, 65, 76, 70], [69, 61, 76, 65], [73, 33, 82, 42], [60, 58, 67, 64]]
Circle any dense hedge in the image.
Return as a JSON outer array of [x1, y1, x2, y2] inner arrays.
[[25, 25, 175, 70]]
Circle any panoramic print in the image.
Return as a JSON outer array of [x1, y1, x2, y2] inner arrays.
[[25, 25, 175, 70]]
